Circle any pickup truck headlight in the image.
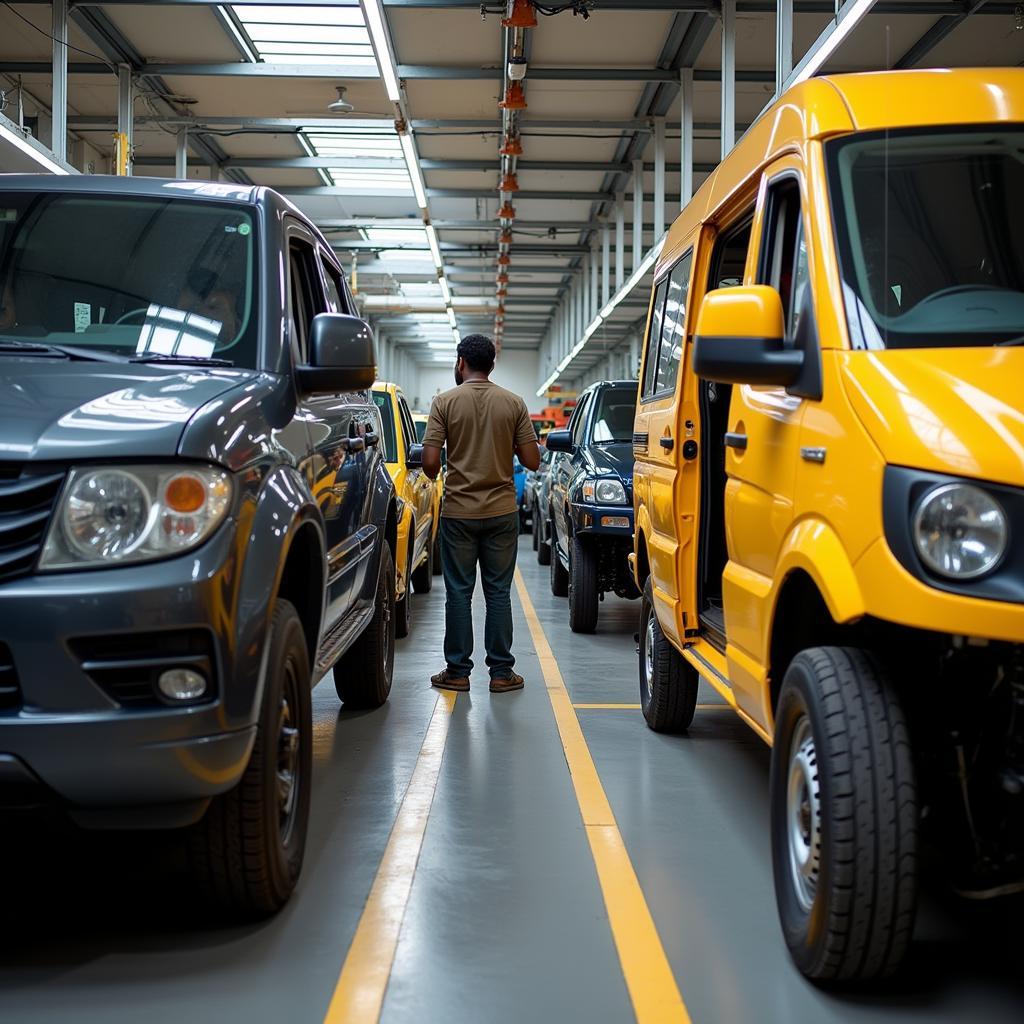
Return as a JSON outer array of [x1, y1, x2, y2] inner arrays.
[[582, 477, 627, 504], [40, 464, 232, 570], [913, 482, 1007, 580]]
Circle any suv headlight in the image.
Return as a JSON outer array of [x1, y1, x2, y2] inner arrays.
[[40, 464, 232, 571], [913, 482, 1007, 580], [582, 477, 627, 504]]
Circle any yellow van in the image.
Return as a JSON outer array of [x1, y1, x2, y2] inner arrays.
[[372, 383, 440, 637], [631, 69, 1024, 982]]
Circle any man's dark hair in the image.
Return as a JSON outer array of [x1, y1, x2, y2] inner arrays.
[[457, 334, 496, 373]]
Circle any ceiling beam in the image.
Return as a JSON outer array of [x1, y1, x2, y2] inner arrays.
[[893, 0, 987, 69]]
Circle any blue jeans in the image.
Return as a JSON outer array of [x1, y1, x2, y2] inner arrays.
[[440, 513, 520, 679]]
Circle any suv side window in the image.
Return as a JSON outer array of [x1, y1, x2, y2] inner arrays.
[[758, 178, 809, 338], [570, 392, 592, 446], [288, 237, 326, 363], [641, 278, 669, 399]]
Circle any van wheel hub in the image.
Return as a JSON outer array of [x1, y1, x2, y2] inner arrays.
[[644, 614, 656, 684], [786, 715, 821, 912]]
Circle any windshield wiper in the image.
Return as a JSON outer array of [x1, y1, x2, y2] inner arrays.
[[130, 352, 234, 367], [0, 338, 125, 362], [996, 335, 1024, 347]]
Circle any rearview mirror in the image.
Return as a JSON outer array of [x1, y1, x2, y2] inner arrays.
[[296, 313, 376, 394], [692, 285, 803, 387], [545, 429, 573, 453], [406, 442, 424, 468]]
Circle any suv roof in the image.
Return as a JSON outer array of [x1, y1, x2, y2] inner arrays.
[[0, 174, 261, 204]]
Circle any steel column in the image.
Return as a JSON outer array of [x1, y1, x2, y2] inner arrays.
[[721, 0, 736, 159], [601, 224, 610, 307], [654, 116, 667, 242], [175, 127, 188, 178], [776, 0, 794, 93], [51, 0, 68, 163], [614, 193, 625, 290], [117, 64, 134, 174], [589, 246, 598, 324], [680, 67, 694, 206], [632, 160, 644, 270]]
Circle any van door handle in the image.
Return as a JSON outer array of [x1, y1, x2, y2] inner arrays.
[[659, 436, 674, 451], [724, 432, 748, 451]]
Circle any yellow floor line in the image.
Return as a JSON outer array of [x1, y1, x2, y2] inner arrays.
[[323, 690, 457, 1024], [573, 702, 731, 711], [514, 570, 691, 1024]]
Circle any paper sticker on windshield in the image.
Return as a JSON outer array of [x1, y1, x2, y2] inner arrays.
[[0, 209, 17, 222], [73, 301, 91, 333]]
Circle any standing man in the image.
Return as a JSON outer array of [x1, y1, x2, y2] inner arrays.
[[421, 334, 540, 693]]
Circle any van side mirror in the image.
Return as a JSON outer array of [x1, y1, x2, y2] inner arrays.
[[406, 442, 424, 468], [692, 286, 803, 387], [296, 314, 376, 394], [545, 429, 573, 453]]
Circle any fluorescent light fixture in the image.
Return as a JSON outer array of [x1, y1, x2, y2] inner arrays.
[[789, 0, 874, 86], [536, 371, 559, 397], [360, 0, 402, 102], [439, 278, 452, 303], [399, 131, 428, 209], [429, 341, 456, 349], [0, 122, 70, 175], [447, 307, 458, 328], [452, 328, 461, 343], [425, 224, 443, 270]]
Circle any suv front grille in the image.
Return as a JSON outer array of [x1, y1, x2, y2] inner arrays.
[[69, 630, 217, 708], [0, 464, 65, 583], [0, 642, 21, 712]]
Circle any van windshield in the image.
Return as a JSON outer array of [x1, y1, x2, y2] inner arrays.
[[826, 128, 1024, 349], [0, 192, 258, 366]]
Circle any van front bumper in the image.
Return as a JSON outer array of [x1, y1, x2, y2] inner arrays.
[[0, 523, 259, 820]]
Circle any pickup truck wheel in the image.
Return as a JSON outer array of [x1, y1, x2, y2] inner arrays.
[[334, 543, 395, 709], [549, 524, 569, 597], [411, 534, 433, 594], [395, 544, 413, 639], [536, 511, 551, 566], [638, 577, 697, 732], [568, 536, 599, 633], [770, 647, 918, 982], [189, 598, 311, 916]]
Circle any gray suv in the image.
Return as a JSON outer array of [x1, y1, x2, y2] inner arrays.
[[0, 176, 398, 914]]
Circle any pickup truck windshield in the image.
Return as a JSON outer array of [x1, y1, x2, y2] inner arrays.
[[591, 385, 638, 443], [827, 128, 1024, 350], [0, 192, 258, 366]]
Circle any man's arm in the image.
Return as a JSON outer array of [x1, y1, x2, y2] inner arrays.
[[516, 440, 541, 471], [422, 445, 443, 480], [513, 402, 541, 470]]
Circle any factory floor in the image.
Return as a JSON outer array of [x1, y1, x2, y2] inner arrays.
[[2, 539, 1023, 1023]]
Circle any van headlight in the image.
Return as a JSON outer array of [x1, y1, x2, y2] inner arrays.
[[582, 477, 627, 504], [40, 464, 232, 570], [913, 482, 1007, 580]]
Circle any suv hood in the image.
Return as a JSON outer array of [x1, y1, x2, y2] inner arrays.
[[583, 441, 635, 481], [0, 360, 252, 463], [840, 349, 1024, 487]]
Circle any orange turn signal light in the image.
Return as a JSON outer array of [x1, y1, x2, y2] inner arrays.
[[165, 474, 206, 513]]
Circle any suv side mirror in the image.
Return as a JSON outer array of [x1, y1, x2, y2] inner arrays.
[[296, 314, 376, 394], [692, 285, 803, 387], [406, 442, 424, 468], [545, 428, 573, 453]]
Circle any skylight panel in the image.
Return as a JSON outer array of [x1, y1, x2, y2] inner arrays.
[[365, 228, 429, 246], [329, 169, 412, 192], [232, 5, 374, 65]]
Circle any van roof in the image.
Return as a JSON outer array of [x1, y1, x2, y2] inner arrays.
[[659, 67, 1024, 276]]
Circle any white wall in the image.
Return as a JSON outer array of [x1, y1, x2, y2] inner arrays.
[[408, 349, 542, 413]]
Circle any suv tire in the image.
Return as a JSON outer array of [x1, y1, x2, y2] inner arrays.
[[531, 502, 539, 551], [411, 533, 433, 594], [549, 524, 569, 597], [639, 577, 697, 732], [568, 536, 599, 633], [189, 598, 311, 916], [770, 647, 918, 982], [395, 542, 413, 639], [334, 543, 396, 708]]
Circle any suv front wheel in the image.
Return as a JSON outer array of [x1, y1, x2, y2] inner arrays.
[[190, 597, 312, 916], [770, 647, 918, 981], [568, 536, 598, 633]]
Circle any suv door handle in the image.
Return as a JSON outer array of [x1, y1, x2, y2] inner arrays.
[[659, 436, 674, 451], [724, 432, 748, 451]]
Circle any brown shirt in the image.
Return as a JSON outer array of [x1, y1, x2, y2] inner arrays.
[[423, 380, 536, 519]]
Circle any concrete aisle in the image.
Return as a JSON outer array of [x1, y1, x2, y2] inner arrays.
[[1, 537, 1022, 1022]]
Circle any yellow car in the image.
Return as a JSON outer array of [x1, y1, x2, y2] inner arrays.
[[372, 384, 440, 637], [630, 68, 1024, 982]]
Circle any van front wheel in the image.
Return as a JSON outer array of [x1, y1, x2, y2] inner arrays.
[[770, 647, 918, 982], [638, 577, 697, 732]]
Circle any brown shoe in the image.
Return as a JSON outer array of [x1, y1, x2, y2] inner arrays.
[[490, 673, 524, 693], [431, 669, 470, 692]]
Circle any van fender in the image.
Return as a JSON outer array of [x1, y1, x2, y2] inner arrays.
[[772, 517, 866, 628], [230, 464, 325, 726]]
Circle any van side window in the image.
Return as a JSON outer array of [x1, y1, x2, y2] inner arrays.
[[653, 251, 693, 396], [640, 278, 669, 399], [758, 179, 808, 336], [710, 218, 753, 290]]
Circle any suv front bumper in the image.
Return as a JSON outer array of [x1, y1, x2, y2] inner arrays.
[[571, 503, 634, 536], [0, 523, 258, 819]]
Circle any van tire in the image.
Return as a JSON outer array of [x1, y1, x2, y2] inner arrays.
[[770, 647, 918, 982], [549, 525, 569, 598], [537, 511, 551, 566], [412, 533, 433, 594], [334, 544, 395, 709], [189, 598, 311, 916], [638, 577, 697, 732], [395, 543, 413, 639], [568, 536, 599, 633]]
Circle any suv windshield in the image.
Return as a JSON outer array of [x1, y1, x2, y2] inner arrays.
[[827, 128, 1024, 350], [0, 192, 258, 366], [590, 385, 638, 443]]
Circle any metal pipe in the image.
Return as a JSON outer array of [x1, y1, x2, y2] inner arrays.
[[680, 67, 694, 207], [601, 224, 611, 307], [776, 0, 794, 93], [615, 193, 625, 290], [653, 116, 666, 242], [51, 0, 68, 163], [632, 159, 644, 270], [175, 127, 188, 178], [117, 64, 133, 175], [721, 0, 736, 159]]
